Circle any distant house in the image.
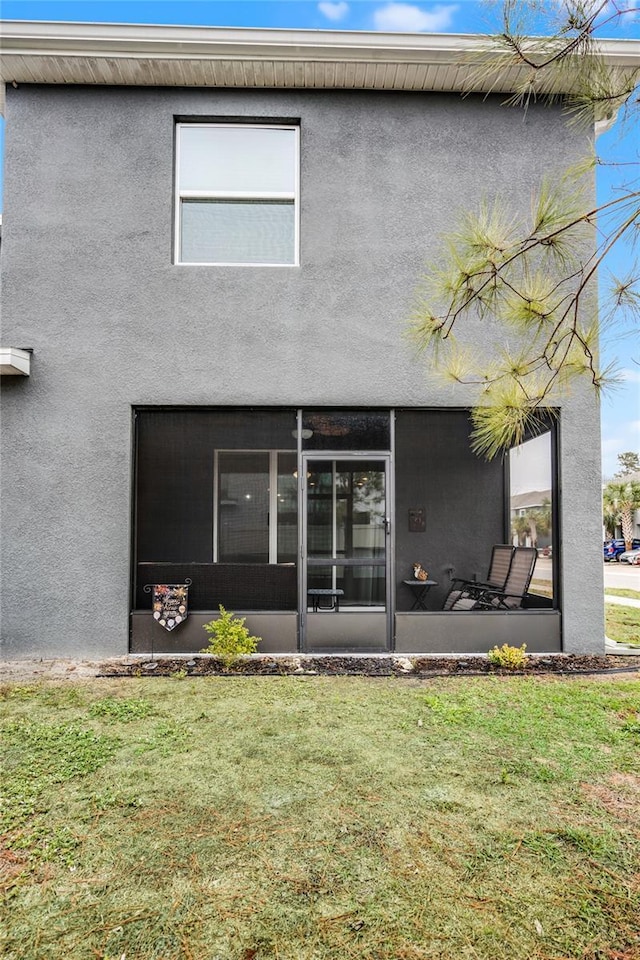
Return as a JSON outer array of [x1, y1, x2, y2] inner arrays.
[[510, 491, 553, 552], [2, 21, 638, 659], [510, 491, 553, 518]]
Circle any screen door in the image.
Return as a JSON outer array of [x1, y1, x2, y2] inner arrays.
[[302, 455, 391, 651]]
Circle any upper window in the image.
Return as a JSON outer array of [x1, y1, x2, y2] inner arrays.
[[175, 123, 299, 266]]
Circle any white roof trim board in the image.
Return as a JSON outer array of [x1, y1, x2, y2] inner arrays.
[[1, 20, 639, 114]]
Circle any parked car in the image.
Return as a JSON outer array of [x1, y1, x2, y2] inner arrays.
[[618, 548, 640, 565], [604, 539, 640, 562]]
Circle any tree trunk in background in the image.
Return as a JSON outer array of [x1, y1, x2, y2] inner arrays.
[[621, 510, 634, 552]]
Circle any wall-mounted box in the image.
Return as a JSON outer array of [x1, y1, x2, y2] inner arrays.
[[408, 507, 426, 533]]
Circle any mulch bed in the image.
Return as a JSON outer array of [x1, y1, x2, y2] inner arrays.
[[98, 653, 639, 678]]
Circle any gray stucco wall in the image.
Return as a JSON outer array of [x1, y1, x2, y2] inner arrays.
[[0, 84, 603, 656]]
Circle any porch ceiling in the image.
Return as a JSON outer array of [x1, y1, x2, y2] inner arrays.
[[1, 20, 639, 115]]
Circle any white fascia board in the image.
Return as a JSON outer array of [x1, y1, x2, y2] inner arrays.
[[0, 20, 640, 64], [0, 347, 31, 375], [1, 20, 639, 62], [0, 21, 505, 59]]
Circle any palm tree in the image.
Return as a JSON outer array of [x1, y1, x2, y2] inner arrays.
[[602, 496, 618, 540], [511, 514, 531, 547], [603, 481, 640, 550], [526, 498, 552, 550]]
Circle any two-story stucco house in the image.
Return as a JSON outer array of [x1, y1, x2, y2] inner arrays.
[[1, 21, 637, 660]]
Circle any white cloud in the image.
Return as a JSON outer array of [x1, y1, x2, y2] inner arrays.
[[318, 2, 349, 21], [373, 2, 458, 32], [619, 368, 640, 384]]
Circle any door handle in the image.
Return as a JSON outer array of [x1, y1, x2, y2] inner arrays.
[[384, 518, 391, 535]]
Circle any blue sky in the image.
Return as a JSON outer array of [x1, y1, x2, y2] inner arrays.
[[0, 1, 496, 32], [1, 0, 639, 475]]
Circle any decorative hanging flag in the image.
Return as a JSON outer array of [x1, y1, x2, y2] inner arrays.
[[151, 583, 189, 631]]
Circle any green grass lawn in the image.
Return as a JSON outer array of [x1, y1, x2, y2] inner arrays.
[[2, 677, 640, 960], [605, 589, 640, 646], [605, 589, 640, 602], [528, 578, 553, 598], [607, 605, 640, 645]]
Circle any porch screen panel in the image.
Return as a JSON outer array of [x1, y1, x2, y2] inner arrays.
[[508, 429, 556, 605], [136, 409, 215, 563], [308, 564, 386, 605], [394, 410, 505, 612], [134, 409, 298, 610], [302, 411, 390, 452]]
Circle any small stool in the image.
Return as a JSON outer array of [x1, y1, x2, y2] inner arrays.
[[307, 588, 344, 612], [402, 579, 438, 611]]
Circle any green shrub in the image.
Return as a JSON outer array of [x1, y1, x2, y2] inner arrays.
[[487, 643, 528, 670], [201, 605, 261, 667]]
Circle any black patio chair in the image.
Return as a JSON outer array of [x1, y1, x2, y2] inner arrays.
[[442, 544, 514, 610], [449, 546, 537, 611]]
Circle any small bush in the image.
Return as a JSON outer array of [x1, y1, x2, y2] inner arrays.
[[201, 605, 261, 667], [487, 643, 528, 670]]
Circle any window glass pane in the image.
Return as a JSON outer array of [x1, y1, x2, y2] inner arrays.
[[277, 453, 298, 564], [218, 452, 269, 563], [509, 431, 554, 603], [181, 200, 295, 264], [179, 126, 296, 193], [307, 466, 333, 558], [307, 460, 386, 560], [336, 463, 386, 560]]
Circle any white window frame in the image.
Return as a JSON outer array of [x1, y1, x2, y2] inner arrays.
[[175, 122, 300, 267]]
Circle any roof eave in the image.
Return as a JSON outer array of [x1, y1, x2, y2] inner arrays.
[[1, 19, 638, 114]]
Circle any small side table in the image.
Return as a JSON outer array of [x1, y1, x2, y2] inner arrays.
[[402, 579, 438, 611], [308, 588, 345, 612]]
